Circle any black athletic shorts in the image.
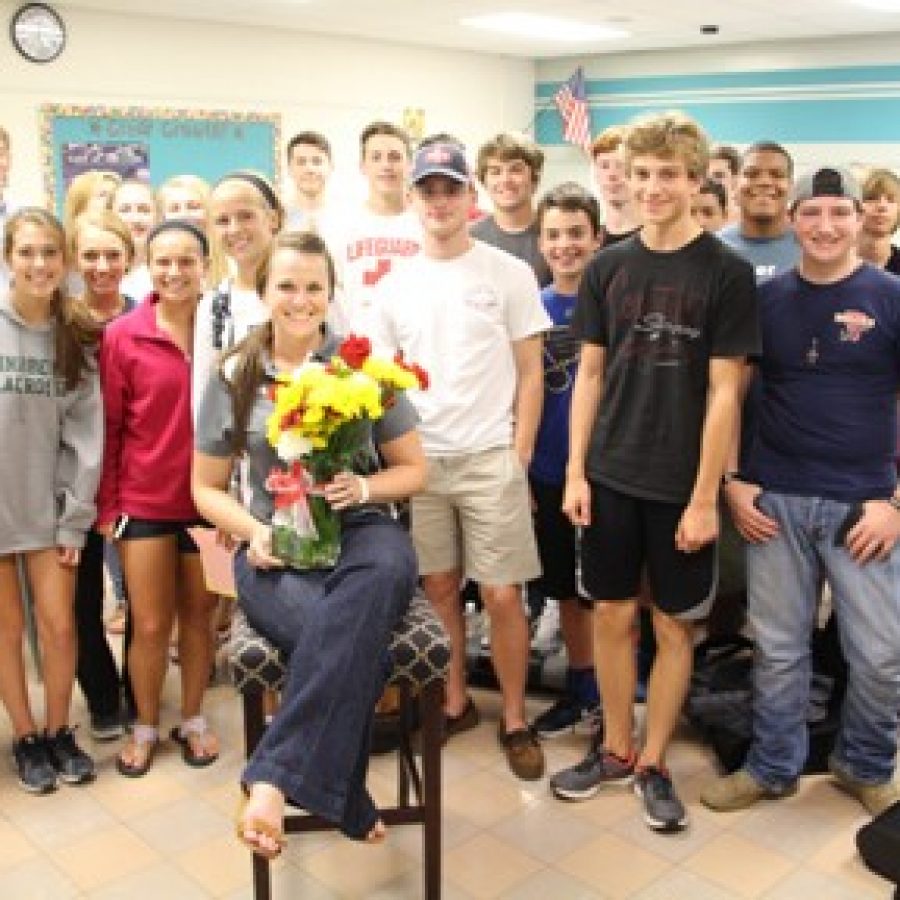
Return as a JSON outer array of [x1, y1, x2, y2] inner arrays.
[[579, 481, 717, 619], [116, 516, 203, 554], [529, 477, 587, 604]]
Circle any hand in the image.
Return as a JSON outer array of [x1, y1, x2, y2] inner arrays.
[[57, 546, 81, 567], [724, 480, 780, 544], [846, 501, 900, 563], [96, 522, 115, 540], [247, 525, 284, 569], [322, 471, 368, 510], [513, 441, 531, 470], [562, 475, 591, 527], [675, 502, 719, 553]]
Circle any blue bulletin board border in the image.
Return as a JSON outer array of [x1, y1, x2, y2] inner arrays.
[[41, 104, 281, 214]]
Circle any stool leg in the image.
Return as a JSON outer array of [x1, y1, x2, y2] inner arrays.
[[420, 680, 444, 900], [243, 689, 272, 900]]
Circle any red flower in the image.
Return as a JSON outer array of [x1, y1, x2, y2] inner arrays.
[[393, 352, 430, 390], [339, 334, 371, 370]]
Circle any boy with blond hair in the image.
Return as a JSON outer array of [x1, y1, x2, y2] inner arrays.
[[550, 112, 759, 831]]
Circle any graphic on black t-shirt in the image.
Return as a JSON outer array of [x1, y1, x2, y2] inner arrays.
[[544, 324, 580, 394]]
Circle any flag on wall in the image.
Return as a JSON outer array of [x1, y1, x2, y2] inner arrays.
[[553, 68, 592, 152]]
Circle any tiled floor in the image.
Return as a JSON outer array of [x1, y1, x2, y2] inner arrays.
[[0, 658, 895, 899]]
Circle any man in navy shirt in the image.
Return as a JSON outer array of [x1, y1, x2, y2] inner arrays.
[[702, 167, 900, 817]]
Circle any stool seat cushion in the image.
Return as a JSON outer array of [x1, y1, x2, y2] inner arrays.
[[229, 590, 450, 694]]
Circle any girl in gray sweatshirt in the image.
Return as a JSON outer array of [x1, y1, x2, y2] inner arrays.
[[0, 207, 103, 794]]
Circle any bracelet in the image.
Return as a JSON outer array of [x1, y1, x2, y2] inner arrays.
[[356, 475, 370, 504]]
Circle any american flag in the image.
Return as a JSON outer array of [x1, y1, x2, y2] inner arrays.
[[554, 68, 592, 152]]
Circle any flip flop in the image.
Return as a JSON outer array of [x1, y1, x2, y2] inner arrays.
[[116, 731, 158, 778], [170, 724, 219, 768], [235, 794, 286, 860]]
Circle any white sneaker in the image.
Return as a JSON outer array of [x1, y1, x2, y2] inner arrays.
[[531, 598, 561, 656]]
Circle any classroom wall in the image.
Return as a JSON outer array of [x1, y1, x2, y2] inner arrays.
[[0, 5, 535, 207], [536, 33, 900, 197]]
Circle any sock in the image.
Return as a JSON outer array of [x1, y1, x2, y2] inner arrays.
[[566, 666, 600, 706]]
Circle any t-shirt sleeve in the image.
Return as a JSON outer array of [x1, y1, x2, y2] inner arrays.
[[504, 259, 552, 341], [372, 392, 419, 446], [572, 255, 609, 346], [194, 369, 234, 457], [709, 254, 762, 359]]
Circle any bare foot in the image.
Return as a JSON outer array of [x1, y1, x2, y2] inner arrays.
[[237, 783, 286, 859]]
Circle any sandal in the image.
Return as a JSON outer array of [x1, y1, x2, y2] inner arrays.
[[170, 716, 219, 768], [236, 792, 286, 860], [116, 725, 158, 778]]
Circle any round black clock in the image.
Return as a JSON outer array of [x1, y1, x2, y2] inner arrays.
[[10, 3, 66, 63]]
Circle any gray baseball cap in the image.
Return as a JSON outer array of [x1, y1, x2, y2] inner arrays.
[[791, 166, 861, 210]]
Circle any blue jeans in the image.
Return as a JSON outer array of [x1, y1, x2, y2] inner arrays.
[[236, 511, 416, 838], [745, 491, 900, 790]]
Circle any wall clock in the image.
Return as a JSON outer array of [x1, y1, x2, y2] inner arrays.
[[10, 3, 66, 64]]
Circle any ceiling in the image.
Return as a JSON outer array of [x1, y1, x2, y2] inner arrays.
[[52, 0, 900, 58]]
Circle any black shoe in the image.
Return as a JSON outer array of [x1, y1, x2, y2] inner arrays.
[[532, 697, 602, 739], [45, 728, 95, 785], [90, 710, 124, 742], [12, 733, 57, 794], [634, 766, 687, 832]]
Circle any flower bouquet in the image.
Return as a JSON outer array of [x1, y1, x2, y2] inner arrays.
[[265, 335, 428, 569]]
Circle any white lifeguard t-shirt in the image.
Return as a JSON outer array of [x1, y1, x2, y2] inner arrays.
[[371, 240, 551, 457]]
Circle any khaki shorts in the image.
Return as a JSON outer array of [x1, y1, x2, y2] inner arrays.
[[412, 445, 541, 586]]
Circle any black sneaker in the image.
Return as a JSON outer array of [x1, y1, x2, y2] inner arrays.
[[532, 697, 602, 739], [90, 711, 124, 742], [12, 734, 57, 794], [634, 766, 687, 832], [45, 728, 95, 785], [550, 743, 635, 801]]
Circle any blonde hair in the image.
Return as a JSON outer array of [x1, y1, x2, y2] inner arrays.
[[68, 209, 135, 264], [156, 174, 211, 220], [622, 112, 710, 180], [862, 168, 900, 231], [63, 170, 121, 233], [590, 126, 625, 159]]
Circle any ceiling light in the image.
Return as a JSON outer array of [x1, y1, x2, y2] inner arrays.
[[461, 12, 629, 42]]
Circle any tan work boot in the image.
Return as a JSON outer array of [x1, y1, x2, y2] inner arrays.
[[700, 768, 795, 812], [830, 763, 900, 816]]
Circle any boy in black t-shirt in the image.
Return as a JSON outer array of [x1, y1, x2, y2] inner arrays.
[[549, 112, 759, 832]]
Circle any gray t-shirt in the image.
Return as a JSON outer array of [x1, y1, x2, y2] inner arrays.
[[194, 334, 419, 524], [717, 225, 800, 284], [471, 215, 552, 287]]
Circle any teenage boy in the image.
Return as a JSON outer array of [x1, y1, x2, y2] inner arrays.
[[549, 112, 759, 831], [692, 179, 729, 233], [372, 140, 551, 780], [283, 130, 334, 232], [529, 183, 602, 738], [859, 168, 900, 275], [701, 167, 900, 817], [471, 132, 551, 286], [707, 144, 741, 221], [334, 121, 420, 338], [590, 126, 641, 244]]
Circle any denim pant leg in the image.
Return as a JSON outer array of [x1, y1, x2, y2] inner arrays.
[[238, 513, 416, 833], [745, 492, 820, 790], [819, 503, 900, 785]]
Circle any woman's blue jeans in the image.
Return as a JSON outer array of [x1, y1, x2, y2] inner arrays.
[[235, 511, 416, 838]]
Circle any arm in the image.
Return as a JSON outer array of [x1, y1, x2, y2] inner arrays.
[[511, 334, 543, 467], [675, 356, 744, 552], [563, 342, 605, 527], [192, 291, 215, 424], [55, 366, 104, 562], [95, 331, 125, 531]]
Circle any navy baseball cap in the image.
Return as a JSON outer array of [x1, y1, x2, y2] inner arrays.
[[410, 142, 471, 185], [791, 166, 862, 210]]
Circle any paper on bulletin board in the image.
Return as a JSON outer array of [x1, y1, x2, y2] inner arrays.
[[188, 527, 237, 599]]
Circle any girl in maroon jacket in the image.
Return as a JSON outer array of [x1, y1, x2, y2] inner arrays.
[[97, 220, 218, 777]]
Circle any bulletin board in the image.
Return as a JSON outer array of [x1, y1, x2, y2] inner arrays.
[[40, 104, 281, 214]]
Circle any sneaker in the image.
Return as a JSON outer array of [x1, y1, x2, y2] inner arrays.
[[90, 711, 124, 742], [12, 734, 57, 794], [498, 723, 545, 780], [830, 758, 900, 816], [532, 697, 602, 739], [700, 768, 795, 812], [45, 728, 95, 785], [550, 744, 635, 801], [634, 766, 687, 832]]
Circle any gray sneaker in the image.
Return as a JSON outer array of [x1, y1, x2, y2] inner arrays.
[[12, 734, 57, 794], [45, 728, 95, 785], [550, 745, 635, 801], [634, 767, 687, 832]]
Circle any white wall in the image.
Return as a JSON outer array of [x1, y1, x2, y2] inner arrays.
[[1, 5, 535, 206]]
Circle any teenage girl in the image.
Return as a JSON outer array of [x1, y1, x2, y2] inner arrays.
[[96, 220, 219, 777], [63, 171, 121, 233], [0, 208, 103, 793], [193, 231, 426, 856], [112, 179, 157, 304], [157, 175, 211, 232]]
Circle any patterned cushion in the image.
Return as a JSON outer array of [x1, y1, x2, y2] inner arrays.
[[229, 590, 450, 694]]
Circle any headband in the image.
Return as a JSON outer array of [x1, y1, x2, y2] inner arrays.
[[147, 219, 209, 257], [218, 170, 281, 212]]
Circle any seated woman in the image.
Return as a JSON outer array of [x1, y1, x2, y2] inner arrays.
[[192, 231, 426, 857]]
